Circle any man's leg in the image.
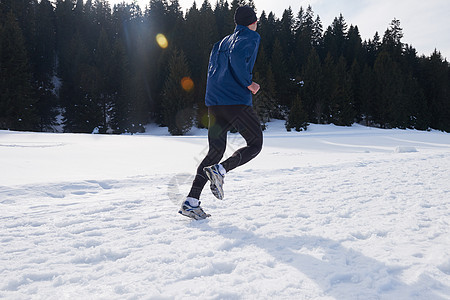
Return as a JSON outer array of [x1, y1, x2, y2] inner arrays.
[[220, 105, 263, 172], [187, 106, 230, 199]]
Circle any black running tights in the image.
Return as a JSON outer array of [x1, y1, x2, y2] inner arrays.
[[188, 105, 263, 199]]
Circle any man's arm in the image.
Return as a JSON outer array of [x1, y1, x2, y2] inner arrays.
[[229, 39, 259, 89]]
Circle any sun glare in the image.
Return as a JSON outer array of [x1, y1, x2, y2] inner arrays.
[[181, 77, 194, 92], [156, 33, 168, 49]]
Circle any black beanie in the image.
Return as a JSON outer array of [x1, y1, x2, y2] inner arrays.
[[234, 5, 257, 26]]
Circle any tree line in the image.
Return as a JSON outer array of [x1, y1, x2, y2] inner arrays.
[[1, 0, 449, 134]]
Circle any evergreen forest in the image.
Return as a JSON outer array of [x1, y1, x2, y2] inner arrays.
[[1, 0, 449, 134]]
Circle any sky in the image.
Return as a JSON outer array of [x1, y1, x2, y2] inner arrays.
[[109, 0, 450, 60]]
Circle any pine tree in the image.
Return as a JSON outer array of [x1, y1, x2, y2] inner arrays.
[[365, 32, 381, 67], [253, 63, 277, 129], [145, 0, 171, 121], [60, 31, 104, 133], [286, 95, 308, 131], [166, 0, 184, 48], [260, 11, 277, 60], [55, 0, 112, 133], [161, 48, 194, 135], [246, 0, 256, 10], [301, 48, 323, 123], [294, 6, 314, 71], [279, 7, 294, 62], [321, 53, 336, 123], [214, 0, 233, 38], [93, 27, 112, 133], [183, 1, 219, 127], [33, 0, 55, 77], [34, 0, 59, 131], [198, 0, 219, 78], [111, 1, 147, 133], [382, 18, 403, 61], [55, 0, 76, 80], [345, 25, 362, 65], [323, 14, 347, 60], [2, 0, 38, 56], [330, 56, 355, 126], [0, 10, 38, 131], [350, 59, 362, 121], [312, 15, 323, 49], [109, 39, 131, 133], [253, 43, 268, 80], [359, 64, 376, 126], [373, 51, 404, 128], [419, 50, 450, 131], [271, 38, 288, 105], [230, 0, 247, 12], [404, 72, 429, 130]]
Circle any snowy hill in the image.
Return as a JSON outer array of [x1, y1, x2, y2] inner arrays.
[[1, 121, 450, 299]]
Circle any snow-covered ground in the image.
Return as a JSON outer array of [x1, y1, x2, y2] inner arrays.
[[1, 120, 450, 299]]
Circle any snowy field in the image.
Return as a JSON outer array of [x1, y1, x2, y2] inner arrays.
[[1, 120, 450, 299]]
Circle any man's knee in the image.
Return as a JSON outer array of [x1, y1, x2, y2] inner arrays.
[[250, 133, 263, 155]]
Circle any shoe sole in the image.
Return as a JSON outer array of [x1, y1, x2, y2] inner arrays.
[[204, 167, 224, 200], [178, 209, 210, 220], [179, 202, 211, 220]]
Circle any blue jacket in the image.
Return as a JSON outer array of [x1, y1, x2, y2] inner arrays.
[[205, 25, 261, 107]]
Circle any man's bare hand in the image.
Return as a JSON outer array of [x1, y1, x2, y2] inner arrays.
[[247, 81, 260, 95]]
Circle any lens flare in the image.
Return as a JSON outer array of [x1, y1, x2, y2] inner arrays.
[[202, 113, 214, 128], [181, 77, 194, 92], [156, 33, 168, 49]]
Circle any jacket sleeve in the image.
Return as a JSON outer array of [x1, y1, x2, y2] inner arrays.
[[207, 41, 220, 77], [229, 38, 259, 89]]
